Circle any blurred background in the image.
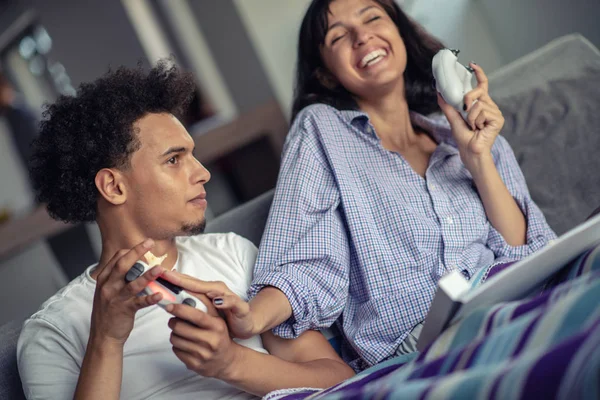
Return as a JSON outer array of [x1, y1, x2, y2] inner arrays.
[[0, 0, 598, 325]]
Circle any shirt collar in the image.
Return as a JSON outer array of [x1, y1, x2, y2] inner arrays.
[[339, 108, 458, 151]]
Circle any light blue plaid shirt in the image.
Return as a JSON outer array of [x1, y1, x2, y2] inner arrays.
[[249, 103, 556, 368]]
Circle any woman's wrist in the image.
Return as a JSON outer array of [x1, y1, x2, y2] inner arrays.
[[249, 286, 293, 334], [248, 302, 267, 335], [463, 151, 495, 182]]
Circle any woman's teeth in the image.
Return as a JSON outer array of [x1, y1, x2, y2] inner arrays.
[[360, 49, 387, 68]]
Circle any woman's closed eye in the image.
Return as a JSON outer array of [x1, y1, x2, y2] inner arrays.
[[331, 34, 346, 45], [365, 15, 381, 23]]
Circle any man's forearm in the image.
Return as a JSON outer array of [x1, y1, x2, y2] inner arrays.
[[250, 286, 293, 334], [223, 344, 355, 396], [74, 335, 124, 400]]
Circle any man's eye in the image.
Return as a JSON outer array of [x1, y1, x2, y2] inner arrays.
[[167, 156, 178, 165]]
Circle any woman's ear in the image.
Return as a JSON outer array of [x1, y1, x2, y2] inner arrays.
[[315, 68, 339, 90], [95, 168, 127, 206]]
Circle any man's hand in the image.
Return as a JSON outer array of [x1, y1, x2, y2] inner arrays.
[[90, 239, 165, 345], [166, 302, 241, 380], [161, 270, 257, 339]]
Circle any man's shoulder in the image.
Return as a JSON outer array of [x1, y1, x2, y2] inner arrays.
[[176, 233, 257, 284], [176, 232, 255, 253], [18, 268, 95, 365], [23, 268, 94, 334]]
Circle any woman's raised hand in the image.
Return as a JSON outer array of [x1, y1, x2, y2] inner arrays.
[[437, 62, 505, 171]]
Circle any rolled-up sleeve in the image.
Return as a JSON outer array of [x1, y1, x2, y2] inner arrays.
[[486, 135, 557, 260], [248, 112, 350, 338]]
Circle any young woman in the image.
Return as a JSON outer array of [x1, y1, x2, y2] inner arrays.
[[199, 0, 556, 371]]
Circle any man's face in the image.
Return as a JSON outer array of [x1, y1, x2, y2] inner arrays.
[[123, 113, 210, 239]]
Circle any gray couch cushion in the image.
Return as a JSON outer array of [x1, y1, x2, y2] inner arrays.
[[0, 319, 25, 400], [488, 34, 600, 235], [205, 189, 274, 247]]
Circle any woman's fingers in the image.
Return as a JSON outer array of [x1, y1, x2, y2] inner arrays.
[[475, 111, 488, 131], [471, 62, 489, 92], [437, 92, 465, 130], [161, 270, 232, 296], [463, 87, 489, 112], [212, 294, 251, 318], [466, 100, 501, 131]]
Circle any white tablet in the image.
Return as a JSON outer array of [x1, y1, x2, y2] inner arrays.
[[417, 213, 600, 351]]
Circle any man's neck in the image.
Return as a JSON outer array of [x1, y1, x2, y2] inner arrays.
[[92, 218, 180, 280]]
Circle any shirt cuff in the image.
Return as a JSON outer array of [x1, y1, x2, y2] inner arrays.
[[487, 195, 557, 260], [248, 273, 314, 339]]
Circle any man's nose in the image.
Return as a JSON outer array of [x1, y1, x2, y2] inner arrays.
[[192, 158, 211, 184]]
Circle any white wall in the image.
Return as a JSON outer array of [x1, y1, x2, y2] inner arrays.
[[479, 0, 600, 64], [407, 0, 505, 73], [234, 0, 312, 119], [234, 0, 505, 117]]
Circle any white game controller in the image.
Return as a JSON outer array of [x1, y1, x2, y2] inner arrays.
[[125, 261, 208, 313], [432, 48, 474, 120]]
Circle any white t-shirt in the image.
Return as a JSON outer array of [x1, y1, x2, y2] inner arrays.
[[17, 233, 265, 400]]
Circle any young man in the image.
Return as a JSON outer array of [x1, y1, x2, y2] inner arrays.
[[17, 62, 353, 400]]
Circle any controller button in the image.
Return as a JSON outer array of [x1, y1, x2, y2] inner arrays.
[[183, 298, 197, 308], [125, 262, 145, 283]]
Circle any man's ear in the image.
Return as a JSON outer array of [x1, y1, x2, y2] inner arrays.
[[95, 168, 127, 206], [315, 68, 339, 90]]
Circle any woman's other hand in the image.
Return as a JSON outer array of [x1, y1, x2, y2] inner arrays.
[[161, 270, 257, 339]]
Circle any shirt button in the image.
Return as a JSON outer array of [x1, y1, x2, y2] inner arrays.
[[430, 184, 437, 191], [446, 216, 453, 224], [461, 269, 471, 280]]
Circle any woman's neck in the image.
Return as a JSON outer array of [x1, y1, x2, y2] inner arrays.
[[357, 89, 418, 151]]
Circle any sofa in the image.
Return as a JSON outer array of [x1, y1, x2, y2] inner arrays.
[[1, 33, 598, 399]]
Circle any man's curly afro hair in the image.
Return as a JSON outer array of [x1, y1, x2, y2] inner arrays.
[[29, 60, 196, 223]]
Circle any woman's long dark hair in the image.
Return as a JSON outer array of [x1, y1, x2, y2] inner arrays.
[[291, 0, 445, 122]]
